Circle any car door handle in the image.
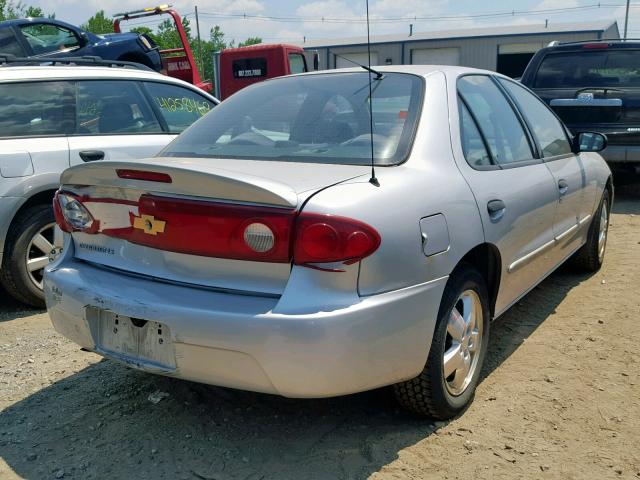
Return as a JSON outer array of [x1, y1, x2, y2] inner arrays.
[[79, 150, 105, 162], [558, 179, 569, 196], [487, 199, 506, 221]]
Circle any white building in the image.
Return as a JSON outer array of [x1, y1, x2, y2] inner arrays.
[[302, 21, 620, 77]]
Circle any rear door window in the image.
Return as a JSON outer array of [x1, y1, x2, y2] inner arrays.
[[0, 28, 26, 56], [19, 24, 81, 56], [232, 57, 267, 78], [534, 50, 640, 88], [144, 82, 215, 133], [457, 75, 533, 165], [76, 81, 162, 135], [0, 81, 74, 137], [498, 78, 572, 157]]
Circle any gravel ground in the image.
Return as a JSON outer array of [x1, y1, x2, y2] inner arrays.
[[0, 186, 639, 480]]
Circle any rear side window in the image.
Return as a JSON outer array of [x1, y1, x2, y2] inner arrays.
[[76, 81, 162, 135], [233, 57, 267, 78], [0, 28, 25, 56], [0, 81, 74, 137], [288, 53, 306, 74], [144, 82, 215, 133], [20, 24, 80, 55], [534, 50, 640, 88], [458, 75, 533, 165], [499, 79, 572, 157], [459, 101, 492, 167]]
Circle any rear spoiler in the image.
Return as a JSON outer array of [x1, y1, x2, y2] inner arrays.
[[60, 159, 299, 208]]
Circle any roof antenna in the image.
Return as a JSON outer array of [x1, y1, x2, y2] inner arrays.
[[365, 0, 380, 187]]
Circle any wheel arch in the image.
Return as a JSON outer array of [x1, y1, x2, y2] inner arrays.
[[605, 174, 614, 204], [455, 242, 502, 319], [1, 189, 57, 257]]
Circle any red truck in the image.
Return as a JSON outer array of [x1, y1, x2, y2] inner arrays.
[[214, 43, 316, 99], [114, 5, 317, 98]]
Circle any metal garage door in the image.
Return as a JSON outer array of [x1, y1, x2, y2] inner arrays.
[[411, 47, 460, 66], [335, 52, 379, 68]]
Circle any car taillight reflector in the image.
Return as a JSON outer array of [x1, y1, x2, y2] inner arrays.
[[293, 213, 381, 267], [103, 194, 295, 262], [53, 191, 98, 233], [116, 169, 173, 183]]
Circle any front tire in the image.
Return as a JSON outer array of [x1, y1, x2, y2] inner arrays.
[[571, 189, 610, 272], [0, 205, 55, 308], [393, 265, 490, 419]]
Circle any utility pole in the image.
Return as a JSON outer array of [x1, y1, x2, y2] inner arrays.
[[624, 0, 630, 40], [195, 6, 203, 75]]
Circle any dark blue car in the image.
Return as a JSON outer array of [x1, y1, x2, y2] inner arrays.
[[0, 18, 162, 70]]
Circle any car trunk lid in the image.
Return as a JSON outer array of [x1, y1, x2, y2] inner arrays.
[[59, 157, 368, 295]]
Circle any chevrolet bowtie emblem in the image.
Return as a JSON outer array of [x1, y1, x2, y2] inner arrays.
[[132, 214, 166, 236]]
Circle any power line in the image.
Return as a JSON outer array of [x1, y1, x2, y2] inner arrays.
[[195, 3, 634, 24]]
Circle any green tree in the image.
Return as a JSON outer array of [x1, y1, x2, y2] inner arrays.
[[1, 1, 52, 20], [238, 37, 262, 47], [80, 10, 114, 34]]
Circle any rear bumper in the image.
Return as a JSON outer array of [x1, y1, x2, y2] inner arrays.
[[44, 258, 446, 398]]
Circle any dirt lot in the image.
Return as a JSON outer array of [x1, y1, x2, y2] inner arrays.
[[1, 187, 639, 480]]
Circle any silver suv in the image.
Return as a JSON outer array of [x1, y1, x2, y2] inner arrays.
[[0, 59, 217, 306]]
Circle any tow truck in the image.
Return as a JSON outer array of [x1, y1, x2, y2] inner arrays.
[[114, 5, 212, 93], [113, 5, 318, 98]]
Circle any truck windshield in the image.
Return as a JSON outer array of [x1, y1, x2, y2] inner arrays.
[[162, 72, 423, 166], [534, 50, 640, 88]]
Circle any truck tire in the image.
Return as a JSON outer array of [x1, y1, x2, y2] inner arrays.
[[1, 204, 55, 308], [393, 264, 490, 419], [571, 189, 610, 272]]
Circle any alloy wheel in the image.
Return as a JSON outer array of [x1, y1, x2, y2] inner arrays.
[[443, 289, 483, 396], [25, 222, 56, 291], [598, 200, 609, 263]]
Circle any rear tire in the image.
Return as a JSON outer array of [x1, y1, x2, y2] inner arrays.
[[393, 265, 490, 419], [571, 189, 610, 272], [0, 205, 55, 308]]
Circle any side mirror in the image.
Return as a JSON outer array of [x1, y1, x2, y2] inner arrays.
[[78, 32, 89, 47], [572, 131, 607, 153]]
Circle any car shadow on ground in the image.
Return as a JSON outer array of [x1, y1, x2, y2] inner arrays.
[[613, 183, 640, 214], [0, 286, 43, 322], [0, 263, 596, 480]]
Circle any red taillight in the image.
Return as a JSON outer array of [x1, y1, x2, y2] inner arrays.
[[53, 191, 98, 233], [293, 213, 381, 268], [582, 43, 609, 49], [116, 169, 172, 183], [55, 191, 381, 269]]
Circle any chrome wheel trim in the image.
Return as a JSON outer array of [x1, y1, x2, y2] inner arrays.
[[598, 200, 609, 262], [443, 289, 483, 397], [25, 222, 56, 290]]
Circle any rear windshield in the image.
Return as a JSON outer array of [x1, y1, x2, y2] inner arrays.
[[534, 50, 640, 88], [162, 72, 423, 166]]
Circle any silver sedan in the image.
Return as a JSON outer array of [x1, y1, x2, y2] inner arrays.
[[44, 66, 612, 419]]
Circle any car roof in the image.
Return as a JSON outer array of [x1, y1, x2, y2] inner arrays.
[[296, 64, 498, 79], [0, 17, 78, 29], [0, 65, 216, 96], [542, 39, 640, 52]]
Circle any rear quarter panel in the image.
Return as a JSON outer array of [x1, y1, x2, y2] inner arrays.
[[301, 71, 485, 296]]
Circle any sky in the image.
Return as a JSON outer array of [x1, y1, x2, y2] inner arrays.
[[23, 0, 640, 45]]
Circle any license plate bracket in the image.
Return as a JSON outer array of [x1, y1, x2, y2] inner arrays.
[[86, 307, 176, 369]]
